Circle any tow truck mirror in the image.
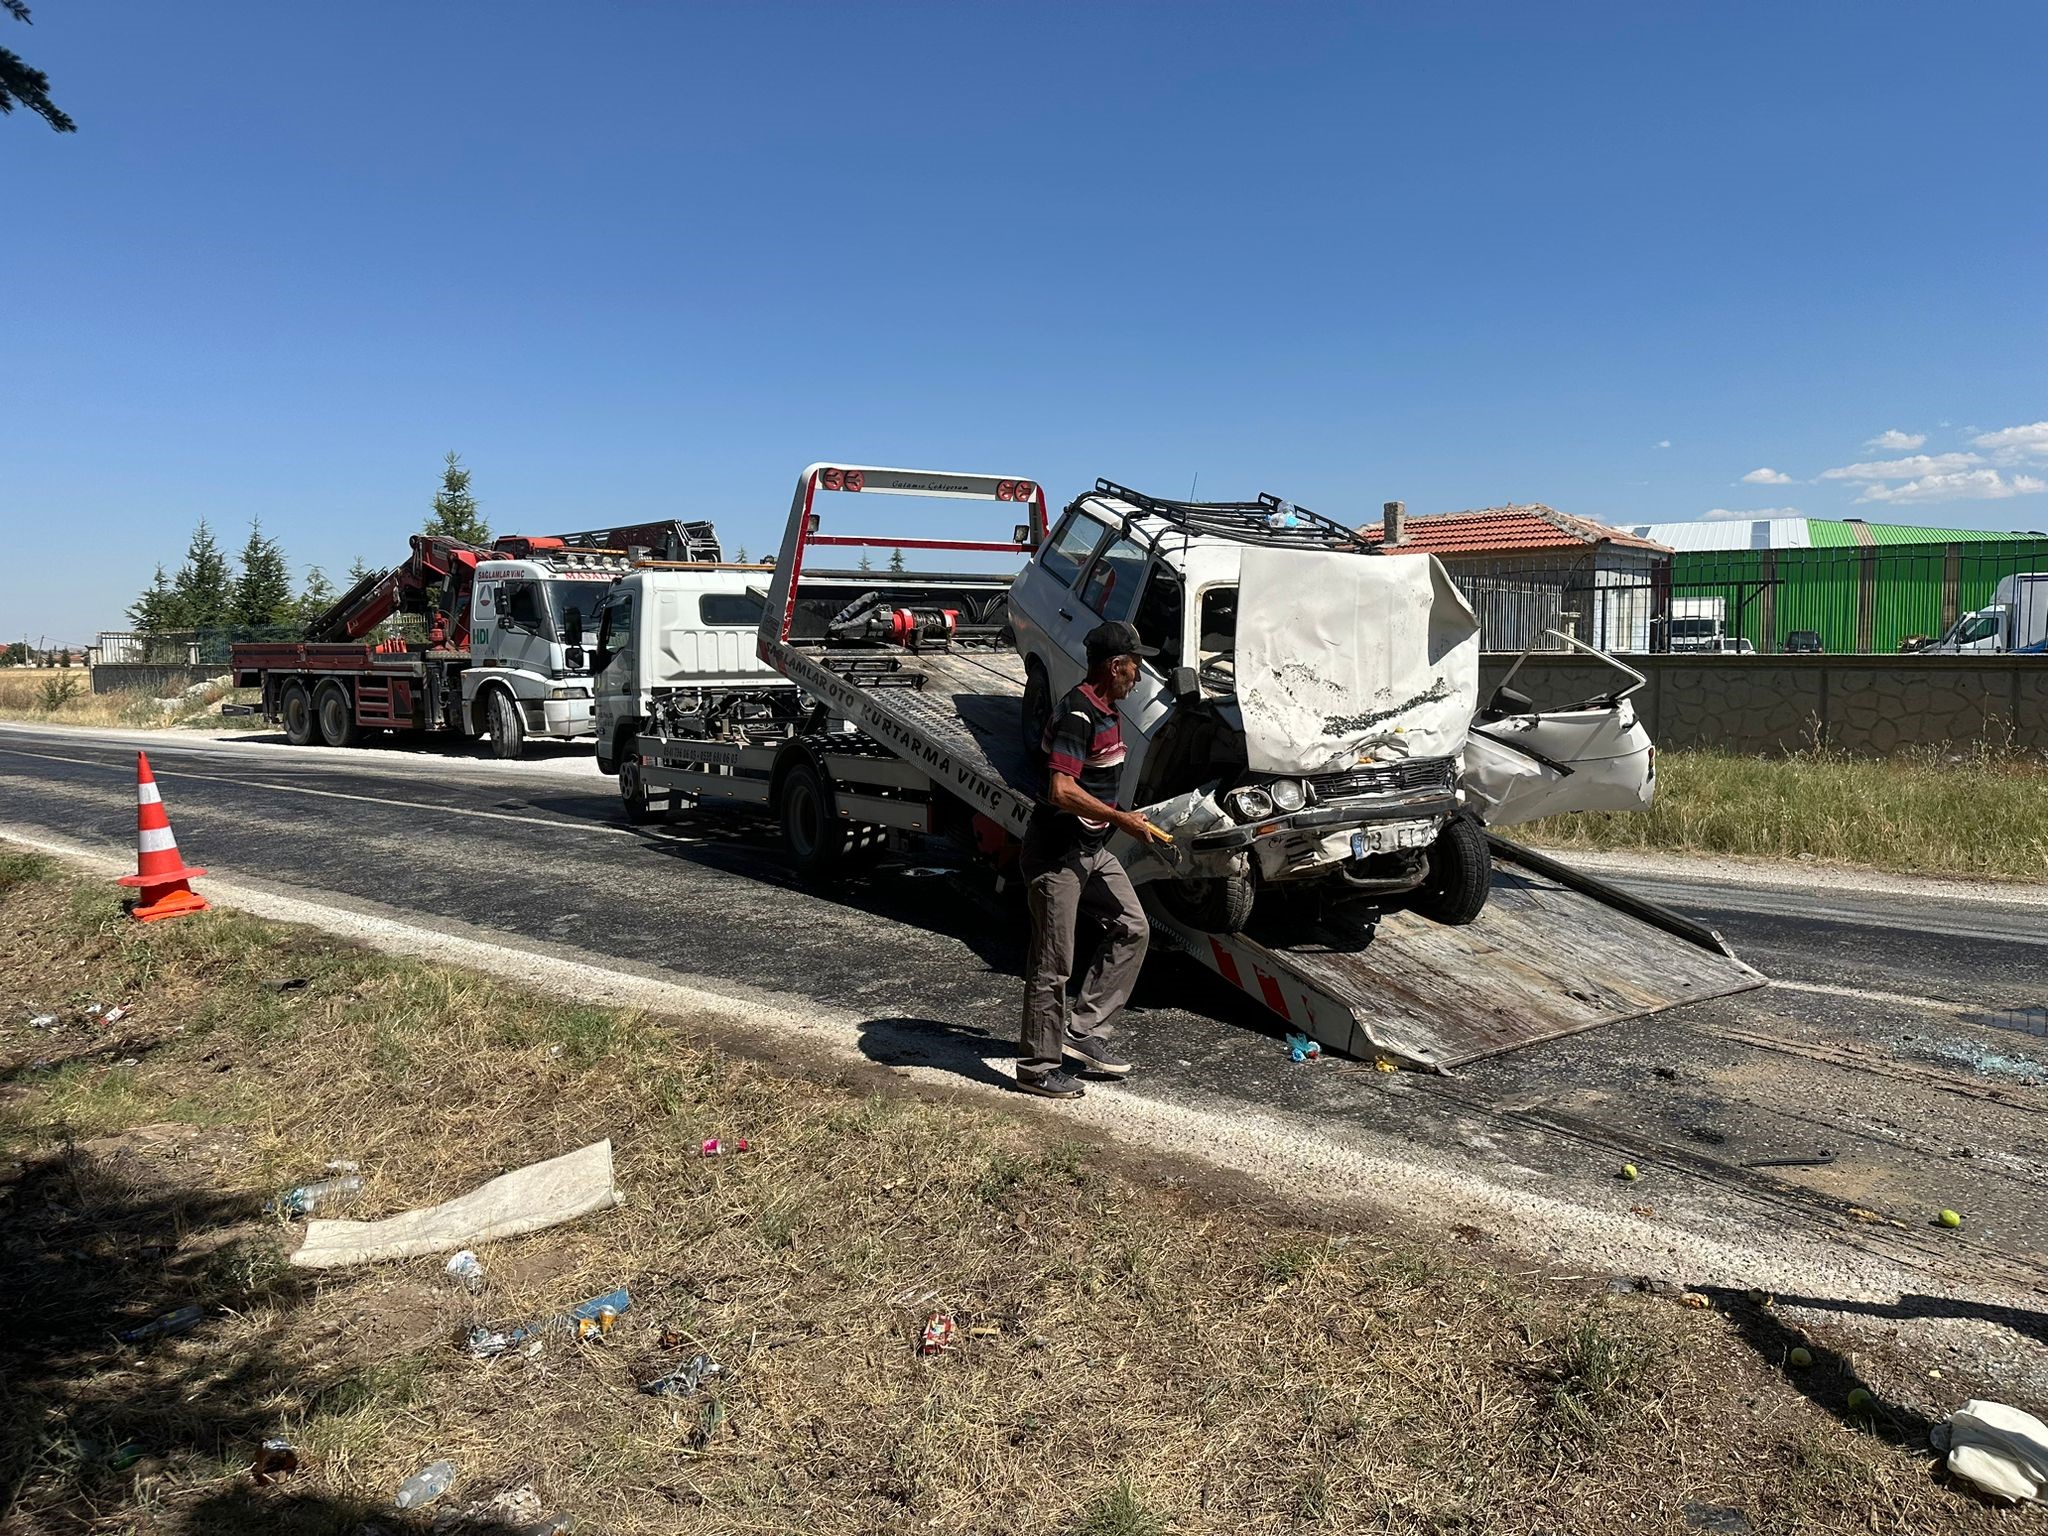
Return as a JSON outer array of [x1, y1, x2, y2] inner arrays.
[[1168, 665, 1201, 705]]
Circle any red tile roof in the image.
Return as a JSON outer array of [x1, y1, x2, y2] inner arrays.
[[1359, 504, 1671, 557]]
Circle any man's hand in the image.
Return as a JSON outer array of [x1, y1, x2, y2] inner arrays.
[[1114, 809, 1174, 846]]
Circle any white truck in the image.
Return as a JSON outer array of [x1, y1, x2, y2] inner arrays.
[[1666, 597, 1728, 653], [599, 463, 1759, 1071], [1920, 574, 2048, 655]]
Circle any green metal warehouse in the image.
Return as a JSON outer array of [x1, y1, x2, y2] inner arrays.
[[1624, 515, 2048, 653]]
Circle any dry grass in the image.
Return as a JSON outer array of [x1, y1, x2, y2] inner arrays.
[[0, 670, 263, 731], [0, 849, 2003, 1534], [1520, 744, 2048, 882]]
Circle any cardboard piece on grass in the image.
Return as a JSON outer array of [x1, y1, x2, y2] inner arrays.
[[1935, 1399, 2048, 1503], [289, 1139, 622, 1269]]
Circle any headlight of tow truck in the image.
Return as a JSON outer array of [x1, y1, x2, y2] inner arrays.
[[1225, 786, 1275, 822], [548, 686, 589, 700], [1266, 778, 1308, 813]]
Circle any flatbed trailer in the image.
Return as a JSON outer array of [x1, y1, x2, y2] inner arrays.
[[638, 464, 1763, 1069]]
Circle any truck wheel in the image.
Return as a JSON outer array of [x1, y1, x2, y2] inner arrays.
[[618, 751, 666, 825], [280, 682, 317, 746], [1410, 816, 1491, 926], [1021, 661, 1050, 758], [778, 758, 847, 880], [315, 683, 361, 748], [1156, 872, 1256, 933], [487, 690, 525, 759]]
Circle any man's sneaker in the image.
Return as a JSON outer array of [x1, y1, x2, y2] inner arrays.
[[1016, 1067, 1086, 1100], [1064, 1035, 1132, 1077]]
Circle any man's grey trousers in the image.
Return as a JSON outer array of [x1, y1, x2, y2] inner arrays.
[[1020, 844, 1151, 1078]]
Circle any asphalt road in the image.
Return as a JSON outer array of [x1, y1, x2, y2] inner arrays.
[[5, 722, 2047, 1335]]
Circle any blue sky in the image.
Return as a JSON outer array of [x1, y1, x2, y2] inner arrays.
[[4, 2, 2044, 642]]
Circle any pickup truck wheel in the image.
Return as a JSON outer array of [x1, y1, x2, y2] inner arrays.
[[778, 759, 846, 880], [279, 682, 317, 746], [1021, 662, 1050, 758], [618, 753, 666, 825], [1156, 872, 1256, 933], [486, 690, 525, 760], [315, 683, 361, 748], [1410, 816, 1491, 926]]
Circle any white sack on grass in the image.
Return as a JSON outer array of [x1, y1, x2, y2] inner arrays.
[[1936, 1399, 2048, 1503], [1234, 548, 1479, 774], [290, 1139, 622, 1269]]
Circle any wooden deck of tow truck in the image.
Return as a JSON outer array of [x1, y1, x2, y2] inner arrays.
[[723, 463, 1764, 1071]]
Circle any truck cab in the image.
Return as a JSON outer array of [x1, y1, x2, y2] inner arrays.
[[463, 554, 626, 756], [590, 564, 790, 778]]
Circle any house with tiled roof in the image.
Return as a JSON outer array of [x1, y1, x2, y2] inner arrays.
[[1356, 504, 1671, 652]]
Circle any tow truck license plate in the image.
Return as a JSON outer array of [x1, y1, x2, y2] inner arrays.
[[1352, 821, 1435, 858]]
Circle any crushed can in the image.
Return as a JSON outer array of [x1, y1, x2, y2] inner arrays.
[[918, 1310, 958, 1356]]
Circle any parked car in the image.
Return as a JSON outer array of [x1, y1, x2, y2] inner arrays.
[[1007, 480, 1656, 933], [1783, 630, 1822, 654]]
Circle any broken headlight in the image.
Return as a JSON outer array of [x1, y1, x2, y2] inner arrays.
[[1225, 786, 1275, 822]]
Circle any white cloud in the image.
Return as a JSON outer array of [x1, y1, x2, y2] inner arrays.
[[1855, 469, 2047, 505], [1656, 439, 1671, 449], [1819, 452, 1981, 481], [1864, 429, 1925, 451], [1704, 506, 1800, 521], [1740, 467, 1793, 485], [1971, 420, 2048, 465]]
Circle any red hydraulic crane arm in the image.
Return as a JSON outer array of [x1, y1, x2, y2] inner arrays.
[[307, 535, 484, 646]]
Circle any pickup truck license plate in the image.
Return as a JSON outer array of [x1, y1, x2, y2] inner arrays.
[[1352, 821, 1435, 858]]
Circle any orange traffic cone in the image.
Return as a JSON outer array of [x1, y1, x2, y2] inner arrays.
[[116, 751, 209, 923]]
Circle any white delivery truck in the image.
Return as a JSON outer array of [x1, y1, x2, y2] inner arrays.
[[1921, 574, 2048, 655], [1666, 597, 1728, 652]]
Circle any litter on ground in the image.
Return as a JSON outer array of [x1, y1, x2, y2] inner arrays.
[[642, 1352, 723, 1398], [289, 1139, 622, 1269], [1935, 1399, 2048, 1503]]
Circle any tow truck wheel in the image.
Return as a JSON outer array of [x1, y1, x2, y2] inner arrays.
[[486, 690, 525, 760], [1156, 872, 1256, 933], [280, 682, 317, 746], [618, 753, 665, 825], [1410, 816, 1490, 926], [778, 759, 847, 880], [1021, 661, 1050, 758], [315, 683, 361, 748]]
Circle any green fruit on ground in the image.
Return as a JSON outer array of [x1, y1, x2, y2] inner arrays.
[[1621, 1164, 1639, 1181], [1788, 1346, 1813, 1368], [1847, 1387, 1873, 1410], [1939, 1209, 1963, 1228]]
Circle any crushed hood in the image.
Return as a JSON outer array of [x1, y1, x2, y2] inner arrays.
[[1234, 548, 1479, 774]]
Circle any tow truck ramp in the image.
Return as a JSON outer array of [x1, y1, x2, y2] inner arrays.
[[1151, 839, 1764, 1071]]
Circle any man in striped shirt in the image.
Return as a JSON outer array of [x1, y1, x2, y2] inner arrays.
[[1017, 620, 1172, 1099]]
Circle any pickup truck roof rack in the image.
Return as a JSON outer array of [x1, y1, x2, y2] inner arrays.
[[1085, 479, 1372, 552]]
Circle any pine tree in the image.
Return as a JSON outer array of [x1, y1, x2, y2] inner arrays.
[[425, 451, 490, 545], [294, 566, 336, 626], [170, 520, 234, 629], [0, 1, 75, 133], [128, 564, 186, 632], [734, 546, 749, 563], [857, 551, 873, 573], [232, 519, 295, 628], [888, 547, 907, 573], [346, 556, 377, 586]]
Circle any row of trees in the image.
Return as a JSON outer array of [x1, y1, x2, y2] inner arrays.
[[126, 454, 490, 635]]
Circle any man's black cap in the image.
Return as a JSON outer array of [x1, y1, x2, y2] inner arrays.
[[1085, 619, 1159, 665]]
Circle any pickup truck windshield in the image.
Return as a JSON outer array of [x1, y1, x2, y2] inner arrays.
[[545, 580, 614, 642]]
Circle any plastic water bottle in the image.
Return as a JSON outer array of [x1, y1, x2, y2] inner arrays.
[[446, 1250, 484, 1293], [393, 1459, 455, 1509], [272, 1175, 362, 1219]]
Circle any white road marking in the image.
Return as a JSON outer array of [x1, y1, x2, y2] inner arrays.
[[1768, 978, 1975, 1016], [0, 744, 636, 838]]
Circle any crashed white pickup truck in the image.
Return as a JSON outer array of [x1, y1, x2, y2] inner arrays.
[[1009, 480, 1654, 932]]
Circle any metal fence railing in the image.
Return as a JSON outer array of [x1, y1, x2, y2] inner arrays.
[[94, 626, 307, 668]]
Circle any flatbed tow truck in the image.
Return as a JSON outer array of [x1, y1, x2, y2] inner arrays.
[[627, 464, 1763, 1070]]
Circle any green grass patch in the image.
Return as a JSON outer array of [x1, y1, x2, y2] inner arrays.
[[1521, 746, 2048, 880]]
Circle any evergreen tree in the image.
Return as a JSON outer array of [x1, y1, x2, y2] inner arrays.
[[734, 545, 749, 563], [128, 564, 185, 632], [232, 519, 294, 628], [424, 451, 490, 545], [170, 520, 234, 628], [857, 551, 873, 573], [346, 556, 377, 586], [294, 566, 337, 626], [0, 1, 74, 133], [888, 547, 907, 573]]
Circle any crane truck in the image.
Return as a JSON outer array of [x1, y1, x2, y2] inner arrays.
[[598, 463, 1763, 1071], [231, 520, 719, 758]]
